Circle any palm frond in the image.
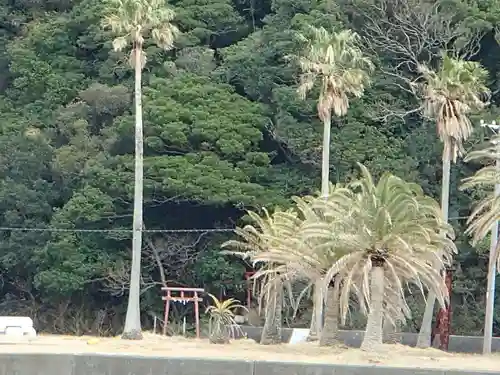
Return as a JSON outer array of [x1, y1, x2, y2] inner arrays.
[[420, 53, 489, 162], [102, 0, 179, 50], [306, 164, 456, 320], [461, 137, 500, 246], [295, 26, 374, 119]]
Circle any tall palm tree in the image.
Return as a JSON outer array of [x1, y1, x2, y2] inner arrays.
[[461, 133, 500, 354], [296, 27, 373, 339], [222, 208, 300, 344], [102, 0, 179, 340], [297, 27, 373, 198], [302, 164, 457, 350], [416, 54, 489, 348]]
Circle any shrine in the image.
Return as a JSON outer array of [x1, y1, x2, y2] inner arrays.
[[162, 286, 204, 338]]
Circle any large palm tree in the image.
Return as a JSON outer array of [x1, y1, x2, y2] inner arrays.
[[461, 133, 500, 354], [102, 0, 179, 340], [296, 28, 373, 339], [416, 54, 489, 348], [302, 164, 457, 350], [222, 208, 300, 344]]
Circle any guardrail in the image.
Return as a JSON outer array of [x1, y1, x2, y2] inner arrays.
[[0, 354, 497, 375]]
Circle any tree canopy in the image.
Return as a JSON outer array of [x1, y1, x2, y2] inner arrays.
[[0, 0, 499, 336]]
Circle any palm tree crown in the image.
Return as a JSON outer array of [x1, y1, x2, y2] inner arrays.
[[103, 0, 179, 66], [303, 164, 457, 322], [222, 208, 299, 344], [420, 54, 489, 162], [296, 27, 374, 120]]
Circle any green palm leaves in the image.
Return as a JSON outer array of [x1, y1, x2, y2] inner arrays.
[[224, 164, 456, 348], [206, 294, 247, 344]]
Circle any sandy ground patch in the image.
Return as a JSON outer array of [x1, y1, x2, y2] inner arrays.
[[1, 333, 499, 371]]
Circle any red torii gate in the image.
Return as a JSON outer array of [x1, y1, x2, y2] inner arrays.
[[162, 286, 204, 338]]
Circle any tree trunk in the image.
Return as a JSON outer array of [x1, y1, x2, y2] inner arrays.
[[307, 279, 323, 341], [320, 116, 331, 198], [122, 44, 144, 340], [313, 114, 331, 339], [417, 153, 451, 348], [484, 157, 500, 354], [260, 280, 282, 345], [361, 265, 385, 351], [319, 276, 341, 346], [383, 318, 401, 344]]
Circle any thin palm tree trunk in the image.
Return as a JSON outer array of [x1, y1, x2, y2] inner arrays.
[[483, 157, 500, 354], [417, 152, 451, 348], [361, 265, 385, 350], [260, 281, 282, 345], [319, 276, 340, 346], [122, 43, 144, 340], [307, 279, 323, 341], [321, 116, 331, 197], [310, 115, 331, 339]]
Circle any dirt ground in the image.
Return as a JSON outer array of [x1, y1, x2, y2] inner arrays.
[[1, 333, 500, 371]]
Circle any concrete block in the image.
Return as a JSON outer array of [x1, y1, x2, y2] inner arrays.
[[165, 357, 254, 375], [0, 353, 75, 375], [74, 354, 168, 375], [241, 326, 293, 343], [337, 330, 364, 347], [289, 329, 309, 344]]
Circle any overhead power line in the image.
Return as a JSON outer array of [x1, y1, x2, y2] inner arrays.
[[0, 215, 468, 234], [0, 227, 235, 233]]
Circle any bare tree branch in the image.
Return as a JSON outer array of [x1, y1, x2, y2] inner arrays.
[[101, 232, 211, 297], [343, 0, 490, 121]]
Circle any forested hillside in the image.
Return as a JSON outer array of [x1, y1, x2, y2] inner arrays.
[[0, 0, 499, 335]]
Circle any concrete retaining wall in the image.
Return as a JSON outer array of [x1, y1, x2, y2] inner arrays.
[[239, 326, 500, 353], [0, 354, 497, 375]]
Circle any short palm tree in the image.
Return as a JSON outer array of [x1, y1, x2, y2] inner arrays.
[[206, 294, 247, 344], [222, 208, 299, 345], [294, 192, 353, 346], [302, 164, 457, 350], [102, 0, 179, 340], [417, 54, 489, 348], [296, 27, 373, 340], [254, 193, 349, 346]]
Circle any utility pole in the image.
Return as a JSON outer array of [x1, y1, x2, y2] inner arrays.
[[480, 119, 500, 355]]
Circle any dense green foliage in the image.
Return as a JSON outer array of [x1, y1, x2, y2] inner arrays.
[[1, 0, 500, 336]]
